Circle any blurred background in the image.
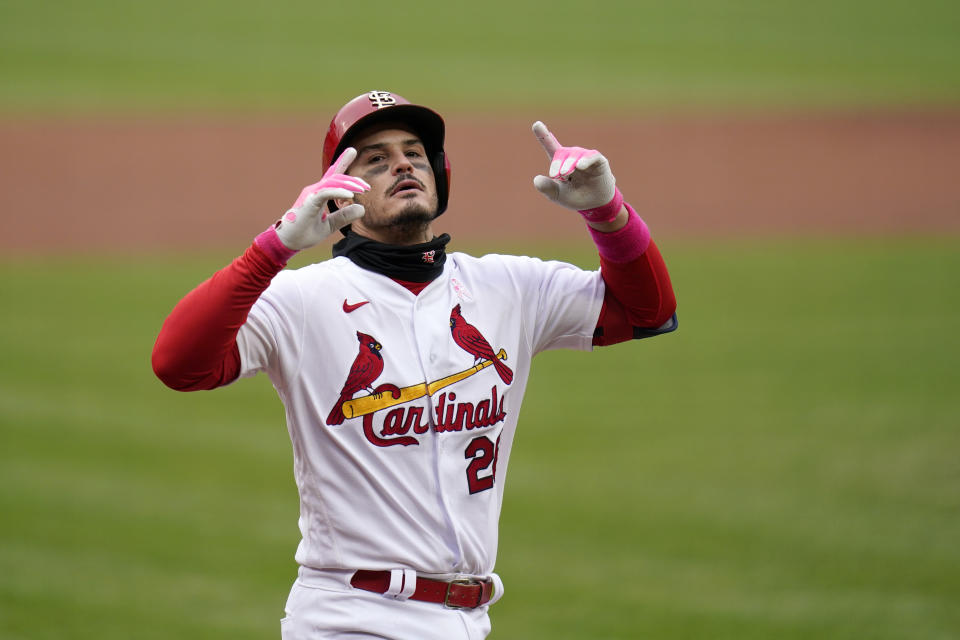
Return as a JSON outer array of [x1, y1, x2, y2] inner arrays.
[[1, 1, 958, 638]]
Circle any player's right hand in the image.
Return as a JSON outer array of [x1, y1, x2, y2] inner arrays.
[[274, 148, 370, 250]]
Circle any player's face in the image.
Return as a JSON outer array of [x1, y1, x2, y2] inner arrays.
[[338, 124, 439, 244]]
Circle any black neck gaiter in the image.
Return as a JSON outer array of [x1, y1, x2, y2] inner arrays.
[[331, 232, 450, 283]]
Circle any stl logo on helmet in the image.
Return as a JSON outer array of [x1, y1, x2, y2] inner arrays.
[[368, 91, 397, 109]]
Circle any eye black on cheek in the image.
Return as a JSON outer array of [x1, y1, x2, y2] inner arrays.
[[363, 165, 390, 178]]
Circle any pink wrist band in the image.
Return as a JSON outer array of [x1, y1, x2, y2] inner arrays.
[[578, 188, 624, 223], [254, 225, 298, 266], [587, 202, 651, 263]]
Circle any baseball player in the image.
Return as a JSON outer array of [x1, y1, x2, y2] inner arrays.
[[152, 90, 677, 639]]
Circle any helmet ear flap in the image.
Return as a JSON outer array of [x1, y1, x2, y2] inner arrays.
[[432, 151, 449, 217]]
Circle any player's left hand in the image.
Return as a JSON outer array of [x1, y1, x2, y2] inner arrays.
[[531, 121, 616, 212]]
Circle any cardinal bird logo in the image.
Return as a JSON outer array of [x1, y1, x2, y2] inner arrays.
[[326, 331, 385, 425], [449, 304, 514, 385]]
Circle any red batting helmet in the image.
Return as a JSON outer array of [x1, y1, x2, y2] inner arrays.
[[322, 90, 451, 217]]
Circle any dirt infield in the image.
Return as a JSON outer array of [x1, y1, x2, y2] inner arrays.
[[1, 110, 958, 253]]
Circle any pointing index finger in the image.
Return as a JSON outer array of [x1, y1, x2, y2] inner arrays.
[[532, 121, 561, 158], [331, 146, 358, 175]]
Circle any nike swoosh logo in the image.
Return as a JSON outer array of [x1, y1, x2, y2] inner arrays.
[[343, 299, 370, 313]]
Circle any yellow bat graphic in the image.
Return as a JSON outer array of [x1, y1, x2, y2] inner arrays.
[[341, 349, 507, 419]]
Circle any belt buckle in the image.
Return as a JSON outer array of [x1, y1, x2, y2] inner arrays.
[[444, 577, 481, 609]]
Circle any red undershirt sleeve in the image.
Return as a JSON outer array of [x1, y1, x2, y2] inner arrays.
[[593, 239, 678, 347], [151, 242, 285, 391]]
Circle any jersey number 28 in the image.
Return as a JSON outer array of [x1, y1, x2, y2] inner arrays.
[[465, 434, 501, 494]]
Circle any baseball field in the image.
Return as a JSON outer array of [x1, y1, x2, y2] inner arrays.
[[1, 1, 959, 638]]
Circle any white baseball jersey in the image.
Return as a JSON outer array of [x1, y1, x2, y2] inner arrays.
[[236, 252, 604, 577]]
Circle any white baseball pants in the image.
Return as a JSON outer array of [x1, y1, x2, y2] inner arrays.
[[280, 568, 493, 639]]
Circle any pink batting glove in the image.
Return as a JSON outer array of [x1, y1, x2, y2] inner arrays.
[[272, 147, 370, 251], [531, 121, 618, 217]]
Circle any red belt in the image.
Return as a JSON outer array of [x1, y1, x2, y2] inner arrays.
[[350, 570, 493, 609]]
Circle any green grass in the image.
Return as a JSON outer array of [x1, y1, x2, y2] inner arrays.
[[1, 0, 959, 113], [1, 238, 958, 639]]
